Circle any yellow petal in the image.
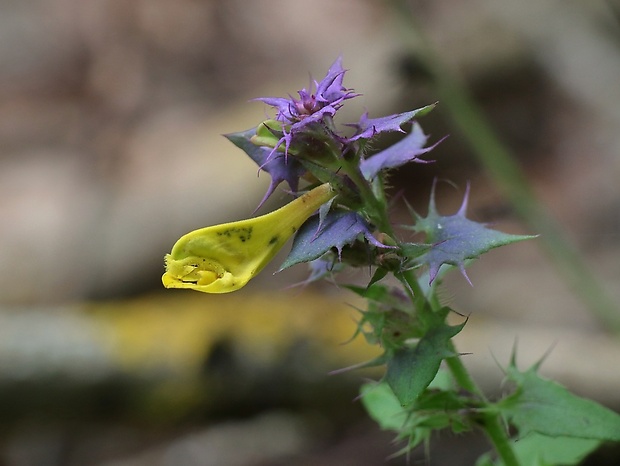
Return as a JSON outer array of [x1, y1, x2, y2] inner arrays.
[[163, 183, 335, 293]]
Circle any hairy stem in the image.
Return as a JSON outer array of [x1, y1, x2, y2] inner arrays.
[[342, 159, 394, 236]]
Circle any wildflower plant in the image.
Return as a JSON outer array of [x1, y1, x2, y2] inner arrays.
[[163, 58, 620, 464]]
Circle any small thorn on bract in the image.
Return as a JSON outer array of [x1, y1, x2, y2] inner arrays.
[[459, 265, 473, 287], [457, 182, 471, 217]]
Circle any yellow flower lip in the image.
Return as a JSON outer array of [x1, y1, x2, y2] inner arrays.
[[162, 183, 336, 293]]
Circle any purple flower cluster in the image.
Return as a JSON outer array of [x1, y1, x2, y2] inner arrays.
[[255, 57, 357, 150], [223, 57, 446, 283], [232, 57, 440, 205]]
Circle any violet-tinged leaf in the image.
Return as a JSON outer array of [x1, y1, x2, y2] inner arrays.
[[225, 128, 306, 208], [279, 210, 389, 271], [315, 56, 350, 104], [347, 104, 436, 142], [360, 123, 444, 180], [410, 184, 536, 285]]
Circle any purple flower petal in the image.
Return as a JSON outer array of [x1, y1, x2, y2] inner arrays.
[[315, 56, 358, 105], [255, 57, 357, 126], [254, 97, 297, 122], [252, 58, 361, 159], [360, 123, 445, 180], [346, 104, 435, 142]]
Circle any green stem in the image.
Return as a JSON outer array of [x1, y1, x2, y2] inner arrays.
[[447, 345, 520, 466], [400, 269, 428, 313], [481, 414, 521, 466], [444, 343, 482, 397], [342, 159, 394, 236], [445, 345, 520, 466]]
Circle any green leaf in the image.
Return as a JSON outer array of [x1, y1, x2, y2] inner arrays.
[[498, 362, 620, 441], [475, 433, 601, 466], [331, 353, 391, 376], [347, 285, 419, 348], [385, 320, 465, 407], [251, 119, 285, 149], [361, 373, 470, 452], [345, 283, 410, 312], [360, 381, 409, 431], [399, 242, 431, 261], [409, 183, 535, 284], [368, 267, 389, 287]]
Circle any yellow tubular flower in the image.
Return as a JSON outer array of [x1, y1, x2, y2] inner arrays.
[[163, 183, 335, 293]]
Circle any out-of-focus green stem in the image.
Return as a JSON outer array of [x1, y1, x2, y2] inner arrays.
[[389, 0, 620, 333]]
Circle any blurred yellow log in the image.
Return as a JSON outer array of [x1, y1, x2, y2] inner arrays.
[[0, 291, 382, 424], [3, 290, 619, 425], [87, 291, 380, 377]]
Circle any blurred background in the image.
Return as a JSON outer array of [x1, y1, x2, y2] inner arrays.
[[1, 0, 620, 464]]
